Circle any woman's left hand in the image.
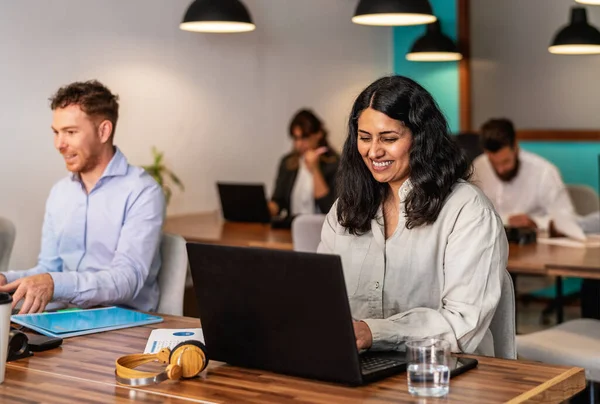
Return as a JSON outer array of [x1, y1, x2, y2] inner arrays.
[[353, 320, 373, 350], [304, 146, 328, 172]]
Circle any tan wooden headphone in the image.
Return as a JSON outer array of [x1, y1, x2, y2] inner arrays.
[[115, 341, 209, 386]]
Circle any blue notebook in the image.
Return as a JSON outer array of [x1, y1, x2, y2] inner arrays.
[[11, 306, 163, 338]]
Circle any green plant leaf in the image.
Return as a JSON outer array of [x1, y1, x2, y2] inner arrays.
[[168, 171, 185, 190], [146, 146, 184, 206]]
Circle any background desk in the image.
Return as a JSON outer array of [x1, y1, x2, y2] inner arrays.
[[165, 213, 600, 320], [509, 242, 600, 324], [164, 211, 293, 250], [508, 242, 600, 279], [165, 213, 600, 279], [4, 315, 586, 403]]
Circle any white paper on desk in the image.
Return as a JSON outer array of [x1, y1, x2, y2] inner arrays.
[[537, 234, 600, 249], [551, 212, 586, 241], [144, 328, 204, 354]]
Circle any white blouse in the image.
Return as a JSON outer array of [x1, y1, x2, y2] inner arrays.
[[317, 180, 508, 356], [290, 157, 316, 215]]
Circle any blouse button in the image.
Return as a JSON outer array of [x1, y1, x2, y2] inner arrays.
[[375, 282, 380, 289]]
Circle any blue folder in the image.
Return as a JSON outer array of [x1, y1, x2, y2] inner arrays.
[[11, 306, 163, 338]]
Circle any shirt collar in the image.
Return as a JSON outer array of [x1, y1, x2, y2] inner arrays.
[[70, 147, 128, 182], [398, 179, 413, 202], [370, 178, 413, 245]]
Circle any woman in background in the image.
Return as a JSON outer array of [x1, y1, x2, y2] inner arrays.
[[318, 76, 508, 356], [269, 109, 339, 218]]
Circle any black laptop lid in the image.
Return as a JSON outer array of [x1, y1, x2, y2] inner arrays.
[[217, 182, 271, 223], [186, 243, 363, 385]]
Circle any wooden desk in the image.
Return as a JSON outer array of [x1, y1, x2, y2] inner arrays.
[[6, 315, 586, 403], [1, 366, 191, 403], [166, 213, 600, 279], [508, 242, 600, 324], [164, 211, 293, 250], [508, 242, 600, 279]]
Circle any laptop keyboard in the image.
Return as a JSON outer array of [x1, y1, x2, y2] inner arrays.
[[359, 355, 402, 375]]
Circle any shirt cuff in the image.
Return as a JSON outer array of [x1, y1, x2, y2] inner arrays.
[[532, 215, 550, 231], [362, 318, 400, 351], [3, 271, 27, 284], [50, 271, 78, 301]]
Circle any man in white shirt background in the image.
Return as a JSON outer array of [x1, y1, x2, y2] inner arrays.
[[473, 118, 600, 322], [472, 118, 576, 230]]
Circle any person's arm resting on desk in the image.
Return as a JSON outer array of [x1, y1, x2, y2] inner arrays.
[[0, 189, 63, 313], [528, 166, 575, 230]]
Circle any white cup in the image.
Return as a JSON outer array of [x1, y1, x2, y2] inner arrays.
[[0, 292, 12, 383]]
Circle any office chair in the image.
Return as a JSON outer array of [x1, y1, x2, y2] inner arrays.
[[291, 214, 326, 253], [0, 217, 16, 273], [156, 233, 189, 316], [489, 270, 517, 359]]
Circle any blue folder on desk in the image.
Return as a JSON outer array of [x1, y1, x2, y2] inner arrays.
[[11, 306, 163, 338]]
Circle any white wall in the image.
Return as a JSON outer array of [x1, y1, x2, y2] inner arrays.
[[0, 0, 392, 269], [470, 0, 600, 129]]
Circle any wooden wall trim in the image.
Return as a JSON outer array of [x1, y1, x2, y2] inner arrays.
[[458, 0, 471, 132], [458, 1, 598, 142], [517, 130, 600, 142]]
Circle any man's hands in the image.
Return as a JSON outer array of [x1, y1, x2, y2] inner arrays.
[[508, 214, 537, 229], [0, 273, 54, 314], [353, 320, 373, 350]]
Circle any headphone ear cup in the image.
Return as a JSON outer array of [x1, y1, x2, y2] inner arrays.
[[165, 364, 183, 381], [169, 340, 209, 379]]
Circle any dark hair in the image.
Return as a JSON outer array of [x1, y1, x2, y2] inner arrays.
[[479, 118, 516, 152], [337, 76, 471, 235], [289, 109, 330, 149], [49, 80, 120, 138]]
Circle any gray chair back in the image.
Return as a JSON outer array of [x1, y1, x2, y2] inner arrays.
[[156, 233, 189, 316], [489, 269, 516, 359], [292, 214, 326, 253], [0, 217, 16, 273], [567, 184, 600, 216]]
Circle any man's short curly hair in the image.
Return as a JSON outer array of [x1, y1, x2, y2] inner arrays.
[[49, 80, 119, 138]]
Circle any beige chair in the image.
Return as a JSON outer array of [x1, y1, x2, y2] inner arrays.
[[291, 214, 326, 253], [0, 217, 16, 273], [567, 184, 600, 216], [156, 233, 189, 316], [517, 319, 600, 403], [489, 270, 517, 359]]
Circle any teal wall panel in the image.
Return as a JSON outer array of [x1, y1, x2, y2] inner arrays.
[[392, 0, 460, 133], [521, 142, 600, 194]]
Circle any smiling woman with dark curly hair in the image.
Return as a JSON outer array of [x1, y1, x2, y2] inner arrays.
[[317, 76, 508, 356]]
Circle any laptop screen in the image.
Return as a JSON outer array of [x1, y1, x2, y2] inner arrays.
[[217, 182, 271, 223]]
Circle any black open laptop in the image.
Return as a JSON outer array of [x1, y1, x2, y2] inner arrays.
[[217, 182, 271, 223], [186, 243, 407, 386]]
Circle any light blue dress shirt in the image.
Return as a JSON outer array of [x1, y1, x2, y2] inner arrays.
[[3, 148, 165, 311]]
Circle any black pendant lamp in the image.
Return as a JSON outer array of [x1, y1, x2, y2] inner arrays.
[[352, 0, 436, 26], [549, 7, 600, 54], [406, 21, 462, 61], [180, 0, 255, 33]]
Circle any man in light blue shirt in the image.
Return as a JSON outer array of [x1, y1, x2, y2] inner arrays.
[[0, 80, 165, 314]]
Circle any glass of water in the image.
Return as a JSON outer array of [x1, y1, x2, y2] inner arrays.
[[406, 338, 450, 397]]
